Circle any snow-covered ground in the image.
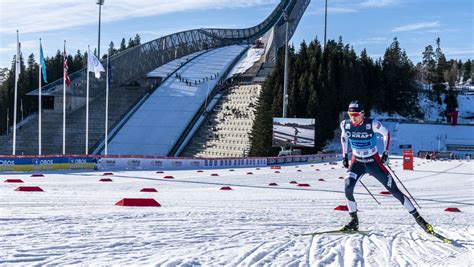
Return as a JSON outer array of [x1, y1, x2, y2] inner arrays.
[[1, 159, 473, 265], [457, 95, 474, 120], [146, 50, 206, 78], [372, 93, 474, 124], [226, 47, 265, 79], [418, 94, 474, 123]]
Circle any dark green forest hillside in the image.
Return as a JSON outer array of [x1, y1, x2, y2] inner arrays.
[[248, 37, 473, 156]]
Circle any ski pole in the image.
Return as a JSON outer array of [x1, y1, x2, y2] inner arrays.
[[386, 164, 421, 209], [358, 179, 381, 205]]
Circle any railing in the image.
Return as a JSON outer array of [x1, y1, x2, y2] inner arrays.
[[200, 0, 291, 41]]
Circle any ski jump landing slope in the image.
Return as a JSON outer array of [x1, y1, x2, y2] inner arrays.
[[1, 159, 472, 265], [107, 45, 248, 156]]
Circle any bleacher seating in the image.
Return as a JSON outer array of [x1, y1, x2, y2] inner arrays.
[[182, 84, 262, 157]]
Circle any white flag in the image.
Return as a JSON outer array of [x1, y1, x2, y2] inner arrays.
[[87, 47, 105, 79], [15, 34, 21, 81]]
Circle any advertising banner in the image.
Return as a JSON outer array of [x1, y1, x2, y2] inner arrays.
[[95, 156, 268, 171], [0, 156, 93, 172], [1, 154, 339, 172]]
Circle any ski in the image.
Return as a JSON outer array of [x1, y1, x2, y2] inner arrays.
[[296, 229, 370, 236], [421, 224, 454, 245], [426, 229, 454, 245]]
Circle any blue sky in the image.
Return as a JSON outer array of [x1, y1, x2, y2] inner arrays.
[[0, 0, 472, 69]]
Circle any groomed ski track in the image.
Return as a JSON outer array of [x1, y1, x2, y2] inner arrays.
[[1, 158, 473, 266]]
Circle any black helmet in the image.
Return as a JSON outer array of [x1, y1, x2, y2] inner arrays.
[[348, 100, 364, 113]]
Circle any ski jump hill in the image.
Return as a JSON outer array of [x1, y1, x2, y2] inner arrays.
[[101, 0, 310, 157], [0, 0, 311, 158]]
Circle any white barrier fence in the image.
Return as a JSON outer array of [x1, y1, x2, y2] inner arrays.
[[94, 154, 341, 171], [0, 154, 341, 172], [95, 156, 268, 171]]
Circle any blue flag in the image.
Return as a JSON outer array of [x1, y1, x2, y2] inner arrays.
[[39, 42, 47, 83]]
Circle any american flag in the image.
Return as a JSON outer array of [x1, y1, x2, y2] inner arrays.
[[63, 45, 70, 87]]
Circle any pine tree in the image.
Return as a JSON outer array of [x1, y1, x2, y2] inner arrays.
[[432, 37, 446, 104], [128, 38, 135, 48], [382, 37, 420, 117], [108, 41, 116, 56], [359, 49, 378, 112], [120, 38, 126, 51], [73, 50, 84, 71], [445, 60, 459, 86], [471, 60, 474, 84], [456, 60, 463, 83], [133, 34, 141, 46], [248, 71, 280, 156], [422, 45, 436, 87], [287, 45, 300, 117], [444, 62, 459, 112], [462, 59, 471, 83]]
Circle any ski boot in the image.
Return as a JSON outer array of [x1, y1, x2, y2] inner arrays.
[[412, 211, 433, 234], [341, 212, 359, 231]]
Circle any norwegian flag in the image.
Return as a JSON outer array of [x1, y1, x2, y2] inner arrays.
[[63, 45, 70, 87]]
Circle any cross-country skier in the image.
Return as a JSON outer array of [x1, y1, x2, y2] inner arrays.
[[293, 126, 300, 145], [340, 100, 432, 233]]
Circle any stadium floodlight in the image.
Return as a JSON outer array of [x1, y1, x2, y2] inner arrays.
[[324, 0, 328, 47], [282, 11, 289, 119], [97, 0, 105, 59], [280, 11, 290, 155]]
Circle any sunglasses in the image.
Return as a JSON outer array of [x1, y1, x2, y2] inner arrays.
[[347, 112, 363, 117]]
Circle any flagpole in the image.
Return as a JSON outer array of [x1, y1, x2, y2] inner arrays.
[[39, 39, 42, 155], [105, 52, 109, 155], [86, 45, 90, 155], [12, 30, 20, 155], [63, 40, 66, 155]]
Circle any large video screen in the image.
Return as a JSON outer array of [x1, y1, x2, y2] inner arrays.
[[272, 118, 315, 147]]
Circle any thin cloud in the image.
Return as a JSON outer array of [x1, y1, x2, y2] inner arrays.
[[352, 37, 388, 45], [392, 21, 441, 32], [359, 0, 396, 8], [307, 0, 395, 16], [329, 7, 357, 13], [309, 7, 357, 15], [407, 47, 474, 62], [443, 48, 474, 57], [0, 0, 275, 34]]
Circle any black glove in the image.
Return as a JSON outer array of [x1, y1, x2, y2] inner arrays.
[[342, 154, 349, 168], [381, 151, 389, 164]]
